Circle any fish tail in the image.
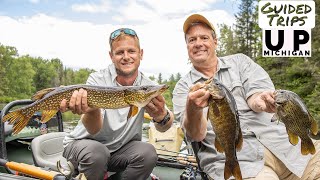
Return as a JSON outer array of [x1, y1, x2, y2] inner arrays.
[[236, 128, 243, 151], [41, 110, 58, 123], [301, 138, 316, 155], [311, 119, 318, 136], [224, 159, 242, 180], [2, 108, 35, 134]]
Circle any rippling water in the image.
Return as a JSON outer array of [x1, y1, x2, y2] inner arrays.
[[61, 111, 81, 133]]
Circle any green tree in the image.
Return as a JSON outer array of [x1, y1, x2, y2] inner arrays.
[[6, 56, 35, 98], [74, 68, 95, 84], [63, 68, 75, 85], [50, 58, 64, 86], [31, 57, 58, 91], [217, 24, 238, 56], [175, 73, 182, 81], [235, 0, 257, 58], [157, 73, 163, 84], [149, 75, 156, 82], [0, 44, 18, 97]]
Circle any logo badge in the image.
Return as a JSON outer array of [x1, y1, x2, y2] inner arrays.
[[259, 1, 315, 57]]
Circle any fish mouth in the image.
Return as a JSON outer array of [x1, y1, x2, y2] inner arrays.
[[158, 84, 169, 93], [146, 84, 169, 98], [274, 90, 285, 105], [210, 93, 224, 99]]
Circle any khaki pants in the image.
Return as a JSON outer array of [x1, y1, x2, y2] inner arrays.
[[246, 140, 320, 180]]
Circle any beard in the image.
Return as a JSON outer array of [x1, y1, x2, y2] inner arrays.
[[115, 67, 137, 77]]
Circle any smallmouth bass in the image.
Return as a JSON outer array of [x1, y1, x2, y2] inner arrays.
[[273, 89, 318, 155], [190, 79, 243, 180], [206, 79, 243, 180]]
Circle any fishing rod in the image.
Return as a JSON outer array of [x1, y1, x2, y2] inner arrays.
[[156, 160, 187, 169], [157, 154, 197, 163], [158, 156, 198, 167], [155, 148, 194, 156]]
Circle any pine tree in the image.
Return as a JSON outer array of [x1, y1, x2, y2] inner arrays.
[[235, 0, 257, 59], [157, 73, 163, 84]]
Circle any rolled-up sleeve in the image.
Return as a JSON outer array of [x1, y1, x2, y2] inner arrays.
[[172, 80, 189, 124], [237, 54, 275, 99]]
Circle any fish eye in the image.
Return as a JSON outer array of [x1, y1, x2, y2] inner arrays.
[[141, 86, 149, 91]]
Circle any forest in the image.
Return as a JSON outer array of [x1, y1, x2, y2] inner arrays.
[[0, 0, 319, 125]]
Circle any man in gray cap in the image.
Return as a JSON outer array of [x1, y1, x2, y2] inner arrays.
[[173, 13, 320, 180]]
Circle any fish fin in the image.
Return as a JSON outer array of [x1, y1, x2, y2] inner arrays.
[[309, 114, 318, 136], [127, 106, 139, 119], [287, 129, 299, 145], [271, 113, 278, 122], [204, 77, 213, 85], [236, 128, 243, 151], [224, 159, 242, 180], [214, 138, 224, 153], [224, 161, 232, 180], [210, 101, 220, 117], [301, 138, 316, 155], [3, 108, 35, 134], [41, 110, 58, 123], [32, 88, 56, 100], [189, 83, 206, 92], [144, 113, 153, 121]]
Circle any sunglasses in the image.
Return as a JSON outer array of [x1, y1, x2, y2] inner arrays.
[[109, 28, 138, 45]]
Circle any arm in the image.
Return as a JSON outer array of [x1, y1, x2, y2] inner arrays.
[[236, 54, 276, 113], [145, 95, 174, 132], [60, 88, 102, 135], [183, 83, 210, 141]]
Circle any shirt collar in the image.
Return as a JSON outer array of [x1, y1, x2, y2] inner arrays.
[[190, 57, 231, 84], [109, 64, 142, 86]]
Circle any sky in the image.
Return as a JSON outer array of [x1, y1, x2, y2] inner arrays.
[[0, 0, 239, 79]]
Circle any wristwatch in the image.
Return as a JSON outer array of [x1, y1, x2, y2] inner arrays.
[[152, 110, 170, 126]]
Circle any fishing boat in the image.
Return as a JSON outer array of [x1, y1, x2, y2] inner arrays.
[[0, 99, 203, 180]]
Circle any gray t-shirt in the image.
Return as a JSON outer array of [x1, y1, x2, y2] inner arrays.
[[63, 64, 155, 152], [173, 53, 311, 179]]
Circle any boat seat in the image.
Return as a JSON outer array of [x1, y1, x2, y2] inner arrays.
[[31, 132, 116, 178], [31, 132, 68, 172]]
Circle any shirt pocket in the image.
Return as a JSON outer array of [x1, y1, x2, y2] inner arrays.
[[230, 81, 243, 91], [225, 80, 248, 111], [238, 137, 264, 162]]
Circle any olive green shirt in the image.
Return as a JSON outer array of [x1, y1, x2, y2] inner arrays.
[[173, 53, 311, 179]]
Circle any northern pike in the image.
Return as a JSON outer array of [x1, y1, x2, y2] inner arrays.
[[273, 89, 318, 155], [191, 79, 243, 180], [2, 84, 169, 134]]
